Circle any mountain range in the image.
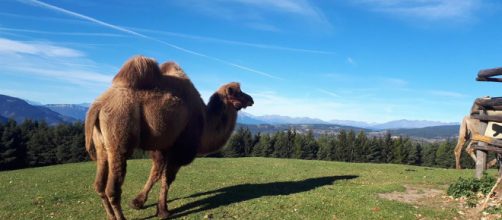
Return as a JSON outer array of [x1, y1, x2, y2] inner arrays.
[[238, 112, 458, 129], [0, 94, 76, 125], [0, 93, 458, 131]]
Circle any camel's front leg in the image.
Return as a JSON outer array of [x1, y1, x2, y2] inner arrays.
[[157, 165, 180, 219], [130, 151, 165, 210]]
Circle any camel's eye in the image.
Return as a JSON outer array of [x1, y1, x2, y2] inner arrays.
[[227, 87, 234, 95]]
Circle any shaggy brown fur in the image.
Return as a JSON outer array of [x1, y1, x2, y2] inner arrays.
[[160, 61, 188, 78], [112, 56, 161, 89], [454, 116, 497, 169], [85, 56, 253, 220]]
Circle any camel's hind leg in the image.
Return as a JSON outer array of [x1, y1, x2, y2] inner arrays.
[[105, 152, 128, 220], [95, 156, 116, 220], [455, 116, 469, 169], [156, 164, 180, 219], [130, 150, 165, 209], [93, 131, 116, 220]]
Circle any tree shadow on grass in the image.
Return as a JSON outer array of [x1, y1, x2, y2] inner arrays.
[[169, 175, 358, 218]]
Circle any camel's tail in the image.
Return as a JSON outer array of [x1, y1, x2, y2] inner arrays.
[[85, 102, 100, 161], [112, 56, 161, 89]]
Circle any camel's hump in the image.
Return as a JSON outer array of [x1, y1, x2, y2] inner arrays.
[[112, 56, 162, 89]]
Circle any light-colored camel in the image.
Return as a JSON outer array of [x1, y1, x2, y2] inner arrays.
[[85, 56, 253, 219], [454, 116, 496, 169]]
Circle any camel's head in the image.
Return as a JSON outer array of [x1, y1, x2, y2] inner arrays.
[[220, 82, 254, 111]]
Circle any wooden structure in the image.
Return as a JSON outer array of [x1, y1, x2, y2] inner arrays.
[[470, 67, 502, 178]]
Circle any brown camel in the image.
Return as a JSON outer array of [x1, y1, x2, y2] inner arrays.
[[454, 116, 496, 169], [85, 56, 254, 219]]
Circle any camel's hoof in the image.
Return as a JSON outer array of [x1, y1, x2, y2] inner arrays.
[[157, 210, 171, 219], [129, 198, 145, 210]]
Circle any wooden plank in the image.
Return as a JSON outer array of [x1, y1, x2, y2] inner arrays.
[[476, 77, 502, 82], [478, 67, 502, 78], [473, 144, 502, 154], [471, 114, 502, 123], [476, 120, 488, 179]]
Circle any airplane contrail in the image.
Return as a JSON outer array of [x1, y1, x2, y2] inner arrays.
[[18, 0, 282, 80], [130, 27, 336, 55]]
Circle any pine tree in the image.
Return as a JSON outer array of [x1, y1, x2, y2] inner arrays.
[[317, 134, 332, 160], [241, 127, 253, 156], [422, 143, 437, 167], [367, 137, 382, 163], [252, 134, 271, 157], [26, 121, 56, 166], [0, 119, 25, 170], [354, 131, 368, 162], [346, 130, 356, 162], [262, 133, 276, 157], [435, 140, 455, 168], [381, 132, 394, 163], [273, 131, 289, 158], [407, 143, 422, 165], [293, 133, 306, 159], [336, 130, 348, 161], [222, 128, 246, 157], [302, 130, 319, 160]]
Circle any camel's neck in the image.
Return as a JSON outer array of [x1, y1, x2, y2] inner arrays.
[[197, 93, 238, 155]]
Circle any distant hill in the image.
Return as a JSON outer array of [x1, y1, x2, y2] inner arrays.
[[235, 113, 456, 129], [329, 119, 377, 128], [371, 119, 458, 130], [0, 94, 76, 125], [384, 125, 460, 139], [45, 104, 89, 120], [237, 112, 267, 124], [237, 123, 369, 136]]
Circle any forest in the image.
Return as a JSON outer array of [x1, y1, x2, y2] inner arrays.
[[0, 119, 476, 171]]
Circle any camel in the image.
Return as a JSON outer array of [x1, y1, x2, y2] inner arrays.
[[454, 116, 497, 169], [85, 56, 254, 220]]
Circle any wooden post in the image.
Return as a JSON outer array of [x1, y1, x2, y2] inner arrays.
[[476, 120, 488, 179]]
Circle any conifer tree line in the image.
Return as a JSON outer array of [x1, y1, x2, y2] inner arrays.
[[220, 127, 477, 169], [0, 119, 475, 171], [0, 119, 88, 170]]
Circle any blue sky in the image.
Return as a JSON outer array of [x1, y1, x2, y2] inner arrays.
[[1, 0, 502, 123]]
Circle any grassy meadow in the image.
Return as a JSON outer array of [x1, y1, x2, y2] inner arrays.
[[0, 157, 481, 219]]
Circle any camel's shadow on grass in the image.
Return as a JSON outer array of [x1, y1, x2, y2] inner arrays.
[[138, 175, 358, 219]]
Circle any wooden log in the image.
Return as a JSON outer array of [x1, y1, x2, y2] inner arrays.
[[478, 67, 502, 78], [476, 120, 488, 179], [473, 144, 502, 154], [471, 114, 502, 123], [476, 77, 502, 82]]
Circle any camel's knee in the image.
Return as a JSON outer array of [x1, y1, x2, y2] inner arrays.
[[106, 189, 122, 204]]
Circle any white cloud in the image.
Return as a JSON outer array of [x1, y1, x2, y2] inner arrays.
[[132, 27, 335, 54], [355, 0, 481, 21], [232, 0, 328, 23], [317, 88, 339, 98], [0, 38, 83, 57], [20, 0, 281, 80], [428, 89, 467, 98], [0, 27, 128, 37], [347, 57, 356, 65], [176, 0, 332, 30], [383, 77, 408, 87], [0, 37, 112, 86]]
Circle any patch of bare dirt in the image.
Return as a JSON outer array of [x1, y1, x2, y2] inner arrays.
[[378, 185, 443, 204], [379, 185, 502, 220]]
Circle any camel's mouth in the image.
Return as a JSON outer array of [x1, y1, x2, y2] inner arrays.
[[229, 94, 253, 111]]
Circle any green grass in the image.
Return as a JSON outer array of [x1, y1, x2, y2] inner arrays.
[[0, 158, 480, 219]]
